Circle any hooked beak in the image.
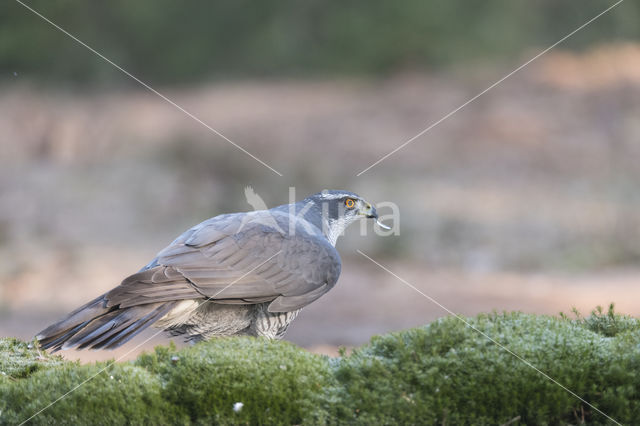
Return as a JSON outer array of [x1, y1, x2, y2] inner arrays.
[[363, 203, 378, 219], [362, 202, 391, 230]]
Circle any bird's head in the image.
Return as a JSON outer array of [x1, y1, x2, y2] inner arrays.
[[303, 190, 389, 245]]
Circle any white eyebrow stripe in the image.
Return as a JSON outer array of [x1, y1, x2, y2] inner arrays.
[[319, 193, 350, 200]]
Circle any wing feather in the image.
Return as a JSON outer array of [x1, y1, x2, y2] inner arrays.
[[103, 211, 341, 312]]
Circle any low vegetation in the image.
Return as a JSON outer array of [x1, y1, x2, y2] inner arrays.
[[1, 305, 638, 425]]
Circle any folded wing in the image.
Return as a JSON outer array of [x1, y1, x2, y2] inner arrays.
[[107, 211, 341, 312]]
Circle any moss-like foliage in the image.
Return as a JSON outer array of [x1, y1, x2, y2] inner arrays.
[[332, 309, 640, 424], [1, 307, 639, 425], [0, 362, 181, 426], [0, 338, 66, 379], [0, 338, 333, 426], [135, 338, 335, 425], [563, 303, 640, 337]]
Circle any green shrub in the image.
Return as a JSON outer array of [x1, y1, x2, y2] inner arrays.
[[135, 338, 335, 425], [1, 307, 639, 425], [332, 310, 640, 425], [0, 338, 65, 379], [0, 338, 333, 425], [564, 303, 640, 337], [0, 358, 181, 425]]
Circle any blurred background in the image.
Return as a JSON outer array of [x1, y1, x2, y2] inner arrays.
[[1, 0, 640, 361]]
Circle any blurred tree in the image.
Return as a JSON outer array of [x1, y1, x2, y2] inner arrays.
[[0, 0, 638, 85]]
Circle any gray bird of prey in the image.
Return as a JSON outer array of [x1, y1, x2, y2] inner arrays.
[[37, 190, 387, 351]]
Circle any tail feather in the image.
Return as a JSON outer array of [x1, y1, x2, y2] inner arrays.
[[36, 296, 110, 343], [73, 302, 177, 350], [37, 322, 92, 351], [63, 310, 130, 350], [97, 303, 177, 350], [36, 295, 178, 351]]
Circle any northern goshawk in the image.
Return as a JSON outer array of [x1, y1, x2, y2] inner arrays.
[[36, 190, 386, 351]]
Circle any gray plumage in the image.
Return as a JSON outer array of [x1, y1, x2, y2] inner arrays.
[[36, 190, 380, 351]]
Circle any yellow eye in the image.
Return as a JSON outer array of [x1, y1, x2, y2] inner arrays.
[[345, 198, 356, 209]]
